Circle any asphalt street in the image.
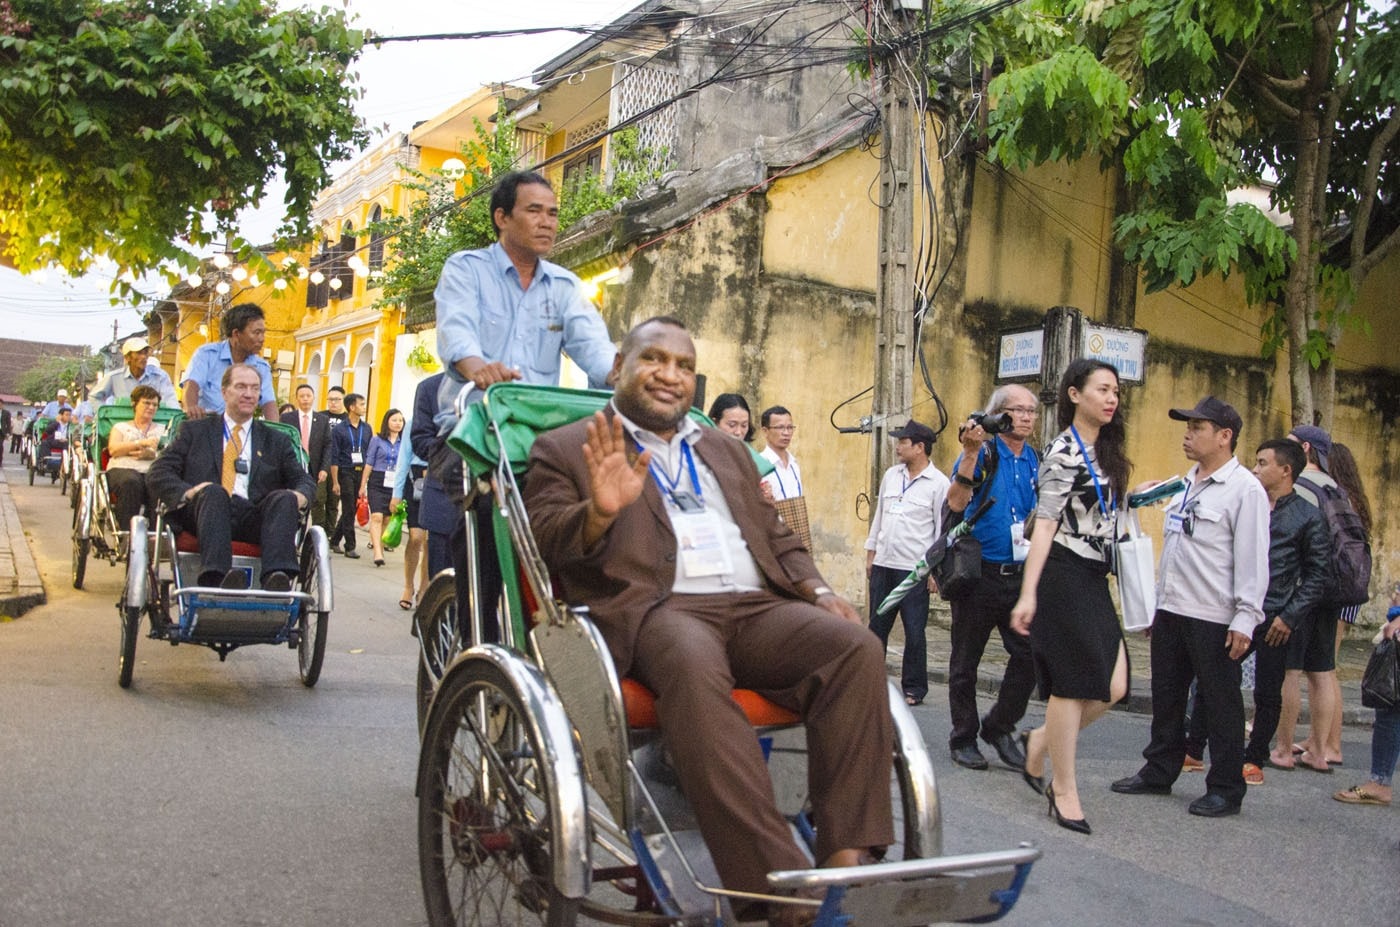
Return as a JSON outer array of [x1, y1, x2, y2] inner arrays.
[[1, 457, 1396, 927]]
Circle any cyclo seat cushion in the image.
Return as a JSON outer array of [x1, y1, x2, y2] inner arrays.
[[175, 531, 261, 559], [620, 678, 800, 730]]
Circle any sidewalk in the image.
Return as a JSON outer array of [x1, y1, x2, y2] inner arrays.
[[894, 602, 1377, 726], [0, 464, 47, 618]]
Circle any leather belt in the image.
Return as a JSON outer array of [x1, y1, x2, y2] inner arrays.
[[983, 560, 1023, 576]]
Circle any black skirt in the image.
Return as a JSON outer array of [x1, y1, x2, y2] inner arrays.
[[367, 469, 395, 516], [1030, 543, 1129, 702]]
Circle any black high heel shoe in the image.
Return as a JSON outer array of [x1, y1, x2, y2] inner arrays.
[[1020, 730, 1046, 796], [1046, 784, 1091, 835]]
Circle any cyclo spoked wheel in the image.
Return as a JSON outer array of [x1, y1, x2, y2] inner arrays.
[[415, 574, 462, 734], [418, 661, 579, 927], [297, 539, 328, 687], [72, 536, 89, 590], [118, 605, 139, 688]]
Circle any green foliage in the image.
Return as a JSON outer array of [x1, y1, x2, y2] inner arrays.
[[934, 0, 1398, 393], [0, 0, 367, 282], [372, 118, 662, 307], [16, 351, 103, 402]]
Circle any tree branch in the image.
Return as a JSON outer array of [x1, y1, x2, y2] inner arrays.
[[1240, 70, 1302, 119], [1351, 111, 1400, 271]]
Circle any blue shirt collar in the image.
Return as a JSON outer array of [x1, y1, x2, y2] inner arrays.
[[489, 240, 554, 285]]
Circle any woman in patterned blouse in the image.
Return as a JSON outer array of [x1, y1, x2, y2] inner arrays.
[[1011, 359, 1132, 835]]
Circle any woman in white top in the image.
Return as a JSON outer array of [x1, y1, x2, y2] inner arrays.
[[105, 385, 166, 533]]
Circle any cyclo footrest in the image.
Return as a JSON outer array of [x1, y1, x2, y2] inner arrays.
[[767, 844, 1039, 926]]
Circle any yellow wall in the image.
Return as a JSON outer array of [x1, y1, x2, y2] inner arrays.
[[764, 151, 881, 292]]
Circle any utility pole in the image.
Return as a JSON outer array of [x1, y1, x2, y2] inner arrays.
[[869, 0, 922, 498]]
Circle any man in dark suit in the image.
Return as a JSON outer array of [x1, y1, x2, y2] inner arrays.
[[282, 383, 330, 486], [147, 364, 317, 591], [525, 317, 892, 917]]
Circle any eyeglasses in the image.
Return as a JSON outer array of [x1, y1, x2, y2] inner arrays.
[[1001, 406, 1037, 417], [767, 425, 797, 433]]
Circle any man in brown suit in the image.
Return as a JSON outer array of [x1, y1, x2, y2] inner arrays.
[[525, 317, 893, 921]]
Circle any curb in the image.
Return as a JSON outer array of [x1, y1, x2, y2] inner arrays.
[[0, 466, 47, 619]]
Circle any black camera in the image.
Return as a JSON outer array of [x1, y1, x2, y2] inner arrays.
[[966, 411, 1013, 435]]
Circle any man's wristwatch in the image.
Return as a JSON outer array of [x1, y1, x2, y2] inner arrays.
[[812, 586, 833, 599]]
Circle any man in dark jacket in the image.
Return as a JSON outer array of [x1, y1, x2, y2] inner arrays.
[[147, 364, 317, 590], [1242, 438, 1330, 784]]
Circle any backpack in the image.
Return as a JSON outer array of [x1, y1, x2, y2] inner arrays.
[[1296, 474, 1372, 606]]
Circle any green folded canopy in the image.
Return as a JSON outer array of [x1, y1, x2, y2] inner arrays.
[[446, 383, 774, 479]]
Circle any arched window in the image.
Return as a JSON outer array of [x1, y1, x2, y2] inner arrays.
[[367, 204, 386, 283], [333, 221, 355, 298]]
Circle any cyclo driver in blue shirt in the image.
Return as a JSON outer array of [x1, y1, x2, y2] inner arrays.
[[431, 170, 618, 635]]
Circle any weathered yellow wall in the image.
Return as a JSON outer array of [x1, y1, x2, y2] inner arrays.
[[764, 152, 881, 292]]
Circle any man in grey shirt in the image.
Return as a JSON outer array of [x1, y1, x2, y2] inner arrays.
[[1112, 396, 1269, 817]]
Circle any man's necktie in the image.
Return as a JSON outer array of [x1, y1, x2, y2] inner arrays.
[[222, 424, 244, 493], [300, 413, 310, 452]]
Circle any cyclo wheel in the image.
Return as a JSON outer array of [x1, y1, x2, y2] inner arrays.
[[72, 537, 89, 590], [415, 573, 461, 734], [418, 659, 580, 927], [297, 536, 329, 688], [118, 605, 139, 688]]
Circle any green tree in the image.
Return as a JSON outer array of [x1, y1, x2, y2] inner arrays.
[[371, 114, 662, 308], [0, 0, 367, 284], [945, 0, 1399, 426], [17, 351, 103, 403]]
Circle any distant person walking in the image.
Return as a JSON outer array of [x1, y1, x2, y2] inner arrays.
[[359, 408, 405, 567]]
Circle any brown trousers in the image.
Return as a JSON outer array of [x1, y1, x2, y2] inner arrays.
[[630, 589, 895, 894]]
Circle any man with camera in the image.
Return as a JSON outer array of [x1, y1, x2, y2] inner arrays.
[[943, 386, 1041, 770], [865, 419, 950, 707]]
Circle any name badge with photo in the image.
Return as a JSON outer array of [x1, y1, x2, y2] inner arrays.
[[351, 451, 364, 466], [675, 510, 733, 578]]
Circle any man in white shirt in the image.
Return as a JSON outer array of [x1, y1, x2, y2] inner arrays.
[[759, 405, 802, 501], [1112, 396, 1269, 817], [865, 419, 950, 708]]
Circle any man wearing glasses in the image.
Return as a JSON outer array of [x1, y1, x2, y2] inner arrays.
[[943, 385, 1041, 771], [759, 406, 801, 501]]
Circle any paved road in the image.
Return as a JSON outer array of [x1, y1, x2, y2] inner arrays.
[[2, 459, 1396, 927], [0, 462, 426, 927]]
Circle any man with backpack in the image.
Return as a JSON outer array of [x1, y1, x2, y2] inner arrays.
[[1270, 424, 1372, 772]]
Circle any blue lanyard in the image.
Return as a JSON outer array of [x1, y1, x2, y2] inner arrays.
[[770, 457, 802, 497], [386, 438, 400, 469], [1069, 426, 1112, 519], [347, 422, 366, 454], [640, 439, 703, 504]]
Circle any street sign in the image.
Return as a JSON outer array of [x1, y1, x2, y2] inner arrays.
[[996, 328, 1044, 381], [1082, 323, 1147, 383]]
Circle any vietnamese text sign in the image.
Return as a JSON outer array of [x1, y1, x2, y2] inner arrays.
[[997, 329, 1043, 381], [1082, 323, 1146, 382]]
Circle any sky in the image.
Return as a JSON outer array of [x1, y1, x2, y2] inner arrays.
[[0, 0, 634, 350]]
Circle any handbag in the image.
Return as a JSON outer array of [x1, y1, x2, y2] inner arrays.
[[928, 494, 996, 602], [381, 502, 406, 550], [356, 496, 370, 527], [773, 495, 813, 551], [1114, 508, 1156, 632], [1361, 638, 1400, 710]]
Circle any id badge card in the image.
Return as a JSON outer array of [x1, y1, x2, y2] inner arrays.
[[886, 499, 906, 516], [1009, 520, 1029, 562], [385, 464, 400, 484], [351, 451, 364, 466], [1164, 511, 1188, 534], [674, 510, 733, 578]]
